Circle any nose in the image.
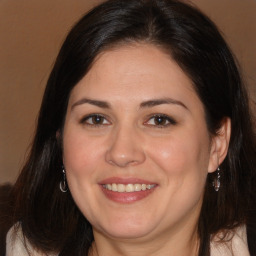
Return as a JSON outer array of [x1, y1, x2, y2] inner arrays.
[[105, 125, 146, 168]]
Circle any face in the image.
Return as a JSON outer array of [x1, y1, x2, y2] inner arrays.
[[62, 44, 219, 242]]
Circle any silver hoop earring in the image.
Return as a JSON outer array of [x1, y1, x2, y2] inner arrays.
[[60, 166, 68, 193], [213, 167, 221, 192]]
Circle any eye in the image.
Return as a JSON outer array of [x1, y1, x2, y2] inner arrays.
[[145, 114, 176, 127], [81, 114, 110, 126]]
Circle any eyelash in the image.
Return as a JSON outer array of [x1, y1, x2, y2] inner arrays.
[[80, 114, 111, 127], [80, 114, 177, 128], [144, 114, 177, 128]]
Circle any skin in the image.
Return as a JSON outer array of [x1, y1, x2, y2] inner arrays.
[[62, 44, 231, 256]]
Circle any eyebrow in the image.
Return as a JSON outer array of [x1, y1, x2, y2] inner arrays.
[[71, 98, 110, 110], [71, 97, 188, 111], [140, 98, 188, 110]]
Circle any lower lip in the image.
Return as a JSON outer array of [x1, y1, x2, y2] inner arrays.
[[100, 186, 156, 203]]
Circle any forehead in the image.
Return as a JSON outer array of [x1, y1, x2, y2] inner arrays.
[[68, 43, 202, 111]]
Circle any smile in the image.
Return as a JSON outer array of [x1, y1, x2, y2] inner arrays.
[[102, 183, 156, 192], [99, 177, 158, 203]]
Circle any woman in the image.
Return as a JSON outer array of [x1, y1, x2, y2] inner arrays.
[[4, 0, 256, 255]]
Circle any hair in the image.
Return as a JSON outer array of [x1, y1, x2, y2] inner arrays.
[[5, 0, 256, 255], [0, 183, 13, 255]]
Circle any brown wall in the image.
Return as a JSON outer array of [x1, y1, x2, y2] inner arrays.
[[0, 0, 255, 183]]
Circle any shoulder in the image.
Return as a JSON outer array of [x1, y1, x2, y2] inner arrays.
[[210, 225, 250, 256], [6, 224, 57, 256]]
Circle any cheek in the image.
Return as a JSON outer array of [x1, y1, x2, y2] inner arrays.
[[62, 129, 104, 179], [147, 130, 210, 182], [142, 133, 210, 227], [62, 130, 104, 217]]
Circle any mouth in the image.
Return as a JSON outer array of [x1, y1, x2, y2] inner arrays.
[[99, 178, 158, 203], [102, 183, 156, 192]]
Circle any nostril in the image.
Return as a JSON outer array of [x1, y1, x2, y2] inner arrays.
[[107, 160, 115, 166], [106, 157, 139, 167]]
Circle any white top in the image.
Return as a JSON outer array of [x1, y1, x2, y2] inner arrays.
[[6, 224, 250, 256], [210, 225, 250, 256]]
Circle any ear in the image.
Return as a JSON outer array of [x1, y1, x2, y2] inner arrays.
[[208, 118, 231, 173]]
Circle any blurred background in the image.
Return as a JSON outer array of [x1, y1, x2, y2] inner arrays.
[[0, 0, 255, 183]]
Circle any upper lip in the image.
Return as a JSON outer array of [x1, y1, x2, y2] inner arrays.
[[99, 177, 156, 185]]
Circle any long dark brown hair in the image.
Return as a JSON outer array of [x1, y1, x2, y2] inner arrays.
[[3, 0, 256, 255]]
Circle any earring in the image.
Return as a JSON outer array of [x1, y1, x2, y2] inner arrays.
[[213, 167, 221, 192], [60, 166, 68, 193]]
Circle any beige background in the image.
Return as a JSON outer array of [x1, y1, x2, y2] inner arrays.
[[0, 0, 255, 184]]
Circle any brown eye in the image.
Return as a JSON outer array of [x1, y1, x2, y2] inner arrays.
[[145, 114, 176, 127], [82, 114, 110, 126], [153, 116, 168, 125], [91, 115, 104, 124]]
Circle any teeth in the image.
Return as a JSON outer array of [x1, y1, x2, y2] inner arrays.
[[103, 183, 156, 192], [125, 184, 134, 192], [117, 184, 125, 192], [112, 183, 118, 191], [141, 184, 147, 191], [134, 184, 142, 191]]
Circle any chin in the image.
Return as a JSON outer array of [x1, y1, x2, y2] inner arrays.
[[104, 227, 153, 240], [95, 217, 157, 240]]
